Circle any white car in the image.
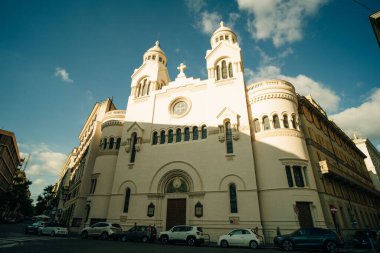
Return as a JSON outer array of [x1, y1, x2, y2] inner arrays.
[[38, 223, 68, 237], [218, 228, 261, 249], [80, 222, 122, 240], [159, 225, 205, 246]]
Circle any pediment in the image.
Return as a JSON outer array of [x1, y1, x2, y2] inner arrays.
[[126, 121, 144, 135], [216, 107, 240, 125]]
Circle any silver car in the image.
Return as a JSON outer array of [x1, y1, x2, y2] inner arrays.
[[38, 223, 68, 237], [80, 222, 122, 240]]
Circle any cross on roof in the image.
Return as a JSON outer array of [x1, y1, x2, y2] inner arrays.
[[176, 63, 187, 78]]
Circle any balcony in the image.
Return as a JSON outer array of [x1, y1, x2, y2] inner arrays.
[[318, 160, 375, 192], [102, 110, 126, 129]]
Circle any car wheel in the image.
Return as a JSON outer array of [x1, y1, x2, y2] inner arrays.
[[250, 240, 258, 249], [142, 236, 148, 243], [221, 240, 229, 248], [121, 235, 127, 242], [50, 231, 55, 237], [100, 232, 108, 240], [160, 236, 169, 244], [81, 231, 88, 239], [325, 241, 338, 253], [187, 237, 196, 246], [282, 240, 294, 251]]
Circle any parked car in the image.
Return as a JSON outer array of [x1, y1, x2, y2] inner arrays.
[[80, 222, 122, 240], [37, 223, 68, 237], [119, 225, 157, 243], [352, 230, 377, 248], [218, 228, 261, 249], [25, 221, 47, 234], [159, 225, 205, 246], [273, 227, 344, 253]]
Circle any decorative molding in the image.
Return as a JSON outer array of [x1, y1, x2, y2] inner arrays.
[[249, 93, 296, 104], [101, 120, 123, 130], [254, 129, 303, 139]]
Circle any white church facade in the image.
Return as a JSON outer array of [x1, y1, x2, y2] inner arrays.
[[55, 23, 380, 242]]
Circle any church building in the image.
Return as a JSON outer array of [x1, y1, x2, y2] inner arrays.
[[56, 22, 380, 242]]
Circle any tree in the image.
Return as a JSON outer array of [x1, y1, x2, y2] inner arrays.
[[35, 185, 56, 215]]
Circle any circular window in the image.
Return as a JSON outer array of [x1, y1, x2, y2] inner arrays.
[[169, 97, 191, 118]]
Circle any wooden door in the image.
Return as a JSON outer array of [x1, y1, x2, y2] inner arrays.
[[296, 202, 314, 228], [166, 199, 186, 230]]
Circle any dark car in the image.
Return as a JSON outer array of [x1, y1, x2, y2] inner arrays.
[[274, 227, 344, 253], [119, 225, 157, 243], [352, 230, 377, 248], [25, 221, 47, 234]]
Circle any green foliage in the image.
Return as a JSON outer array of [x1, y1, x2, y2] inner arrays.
[[35, 185, 56, 215]]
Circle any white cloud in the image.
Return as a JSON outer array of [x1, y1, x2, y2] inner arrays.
[[331, 88, 380, 141], [19, 143, 67, 177], [185, 0, 206, 14], [33, 178, 48, 186], [237, 0, 328, 47], [196, 11, 222, 34], [55, 67, 73, 83]]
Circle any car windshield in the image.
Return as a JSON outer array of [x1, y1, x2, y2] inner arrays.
[[197, 227, 203, 232]]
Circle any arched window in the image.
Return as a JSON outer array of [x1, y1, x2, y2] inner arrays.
[[109, 137, 114, 149], [176, 128, 182, 142], [254, 119, 261, 133], [201, 125, 207, 139], [184, 127, 190, 141], [152, 131, 158, 145], [273, 115, 280, 129], [130, 133, 138, 163], [229, 183, 238, 213], [292, 114, 297, 129], [216, 65, 220, 80], [146, 81, 151, 95], [123, 188, 131, 213], [168, 129, 173, 143], [136, 85, 141, 97], [116, 138, 121, 149], [263, 116, 270, 130], [193, 126, 198, 140], [228, 63, 233, 78], [103, 138, 107, 149], [283, 114, 289, 128], [142, 79, 147, 96], [160, 130, 166, 144], [222, 60, 227, 79], [225, 121, 233, 154]]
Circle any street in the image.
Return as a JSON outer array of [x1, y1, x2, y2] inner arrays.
[[0, 221, 375, 253]]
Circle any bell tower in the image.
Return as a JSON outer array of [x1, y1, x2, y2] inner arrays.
[[205, 22, 244, 81], [130, 41, 170, 98]]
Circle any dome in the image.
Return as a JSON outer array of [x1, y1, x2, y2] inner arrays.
[[210, 21, 238, 48], [143, 41, 167, 65]]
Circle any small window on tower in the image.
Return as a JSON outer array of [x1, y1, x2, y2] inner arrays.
[[152, 55, 156, 60], [148, 56, 151, 60], [220, 35, 223, 40], [159, 57, 162, 62], [216, 38, 219, 42], [225, 35, 229, 40]]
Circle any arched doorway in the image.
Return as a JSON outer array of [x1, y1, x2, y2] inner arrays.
[[164, 177, 189, 230]]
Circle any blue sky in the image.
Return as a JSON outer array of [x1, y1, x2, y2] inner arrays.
[[1, 0, 379, 201]]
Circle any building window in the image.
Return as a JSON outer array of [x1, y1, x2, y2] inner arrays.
[[254, 119, 261, 132], [103, 138, 107, 149], [216, 65, 220, 80], [303, 167, 309, 186], [195, 202, 203, 218], [184, 127, 190, 141], [123, 188, 131, 213], [293, 166, 305, 187], [225, 121, 233, 154], [160, 130, 166, 144], [222, 60, 227, 79], [193, 126, 198, 140], [168, 129, 173, 143], [152, 132, 158, 145], [229, 183, 238, 213], [292, 114, 297, 129], [263, 116, 270, 130], [285, 166, 294, 187], [283, 114, 289, 128], [228, 63, 233, 78], [116, 138, 121, 149], [273, 115, 280, 129], [130, 133, 137, 163], [176, 128, 182, 142], [90, 179, 97, 194], [146, 82, 151, 95], [109, 138, 114, 149], [201, 125, 207, 139], [147, 203, 155, 217]]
